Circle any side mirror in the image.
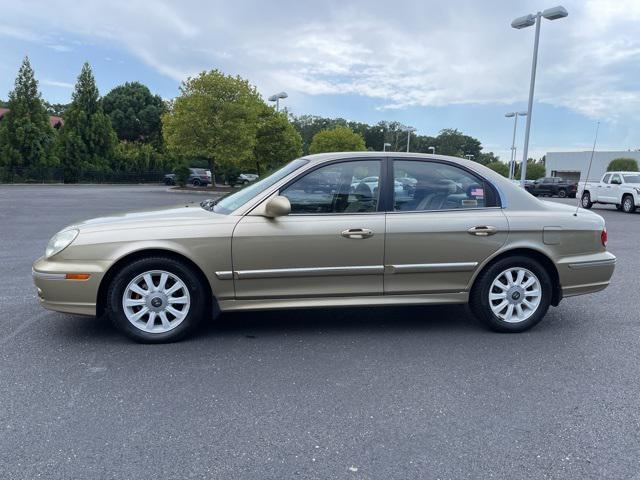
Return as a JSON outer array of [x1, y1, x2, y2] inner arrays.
[[264, 195, 291, 218]]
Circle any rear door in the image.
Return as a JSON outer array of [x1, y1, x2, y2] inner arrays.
[[384, 159, 508, 295]]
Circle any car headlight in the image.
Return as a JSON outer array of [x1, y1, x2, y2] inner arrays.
[[45, 229, 79, 258]]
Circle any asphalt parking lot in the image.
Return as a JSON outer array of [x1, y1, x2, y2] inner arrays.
[[1, 185, 639, 479]]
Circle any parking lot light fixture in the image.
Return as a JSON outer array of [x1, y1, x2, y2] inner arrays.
[[512, 5, 568, 187], [465, 154, 475, 161], [268, 91, 288, 112], [505, 111, 527, 179], [428, 146, 435, 154], [383, 142, 391, 152], [403, 126, 416, 152]]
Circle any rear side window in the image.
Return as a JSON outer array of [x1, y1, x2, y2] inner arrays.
[[392, 160, 498, 212]]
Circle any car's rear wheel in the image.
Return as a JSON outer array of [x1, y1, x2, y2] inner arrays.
[[107, 257, 207, 343], [622, 194, 636, 213], [470, 256, 552, 333], [558, 189, 567, 198], [581, 192, 593, 209]]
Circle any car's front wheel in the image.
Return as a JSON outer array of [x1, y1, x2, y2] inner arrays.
[[107, 257, 207, 343], [470, 256, 552, 333]]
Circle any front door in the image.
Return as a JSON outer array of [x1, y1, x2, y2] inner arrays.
[[232, 159, 386, 299], [385, 159, 508, 294]]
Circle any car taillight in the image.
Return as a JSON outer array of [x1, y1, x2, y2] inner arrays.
[[601, 228, 608, 247]]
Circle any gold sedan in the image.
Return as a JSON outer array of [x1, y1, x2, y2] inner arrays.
[[33, 153, 616, 342]]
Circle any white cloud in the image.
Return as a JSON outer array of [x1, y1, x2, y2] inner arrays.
[[1, 0, 639, 125], [41, 79, 74, 89]]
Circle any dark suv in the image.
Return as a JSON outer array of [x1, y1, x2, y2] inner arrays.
[[525, 177, 577, 198], [164, 168, 212, 187]]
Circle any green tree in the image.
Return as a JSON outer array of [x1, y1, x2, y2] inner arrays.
[[308, 126, 366, 154], [103, 82, 165, 144], [607, 158, 638, 172], [55, 62, 117, 181], [486, 161, 509, 177], [162, 70, 263, 179], [515, 159, 546, 180], [0, 57, 56, 180], [43, 101, 69, 117], [434, 128, 482, 160], [254, 110, 303, 174]]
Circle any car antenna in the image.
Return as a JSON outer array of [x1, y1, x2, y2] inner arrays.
[[575, 121, 600, 216]]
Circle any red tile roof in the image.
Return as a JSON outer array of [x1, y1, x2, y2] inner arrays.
[[0, 107, 64, 128]]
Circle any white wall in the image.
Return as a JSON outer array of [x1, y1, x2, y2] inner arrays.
[[545, 151, 640, 182]]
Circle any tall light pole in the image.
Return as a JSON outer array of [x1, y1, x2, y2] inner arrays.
[[383, 142, 391, 152], [428, 146, 435, 154], [505, 111, 527, 179], [465, 154, 475, 161], [403, 126, 416, 152], [268, 91, 288, 112], [512, 5, 568, 187]]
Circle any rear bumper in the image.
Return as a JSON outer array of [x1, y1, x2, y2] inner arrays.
[[32, 256, 110, 316], [556, 251, 616, 297]]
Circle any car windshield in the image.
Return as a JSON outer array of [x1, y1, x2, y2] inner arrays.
[[622, 174, 640, 183], [210, 159, 309, 214]]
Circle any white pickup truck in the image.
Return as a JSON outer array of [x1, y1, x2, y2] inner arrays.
[[578, 171, 640, 213]]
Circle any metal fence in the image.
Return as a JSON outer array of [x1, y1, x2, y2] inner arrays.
[[0, 167, 168, 184]]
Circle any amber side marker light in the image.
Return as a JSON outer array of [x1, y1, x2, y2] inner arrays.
[[65, 273, 91, 281]]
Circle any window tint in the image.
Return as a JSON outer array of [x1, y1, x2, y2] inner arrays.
[[393, 160, 497, 211], [623, 174, 640, 183], [281, 160, 381, 214], [602, 174, 611, 184], [611, 174, 622, 184]]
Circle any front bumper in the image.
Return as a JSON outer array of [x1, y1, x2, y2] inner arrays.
[[32, 256, 111, 316], [556, 251, 616, 297]]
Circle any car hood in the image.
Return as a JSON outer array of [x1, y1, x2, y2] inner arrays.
[[70, 203, 225, 233]]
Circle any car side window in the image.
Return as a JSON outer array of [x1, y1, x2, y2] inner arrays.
[[602, 174, 611, 184], [280, 160, 382, 214], [393, 160, 498, 212], [611, 174, 622, 185]]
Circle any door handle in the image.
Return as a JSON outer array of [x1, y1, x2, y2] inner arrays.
[[341, 228, 373, 239], [467, 225, 498, 237]]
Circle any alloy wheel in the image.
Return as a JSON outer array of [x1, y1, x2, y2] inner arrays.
[[122, 270, 191, 333], [488, 267, 542, 323]]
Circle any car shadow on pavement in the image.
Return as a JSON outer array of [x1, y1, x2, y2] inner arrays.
[[200, 304, 484, 340], [49, 304, 486, 344]]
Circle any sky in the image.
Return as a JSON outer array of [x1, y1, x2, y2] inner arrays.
[[1, 0, 639, 161]]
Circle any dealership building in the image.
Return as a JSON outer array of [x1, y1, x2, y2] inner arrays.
[[545, 151, 640, 182]]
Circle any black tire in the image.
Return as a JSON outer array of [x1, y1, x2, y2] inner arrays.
[[164, 178, 173, 186], [557, 189, 567, 198], [622, 194, 636, 213], [581, 192, 593, 209], [107, 256, 208, 343], [470, 255, 552, 333], [616, 204, 623, 211], [192, 178, 202, 187]]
